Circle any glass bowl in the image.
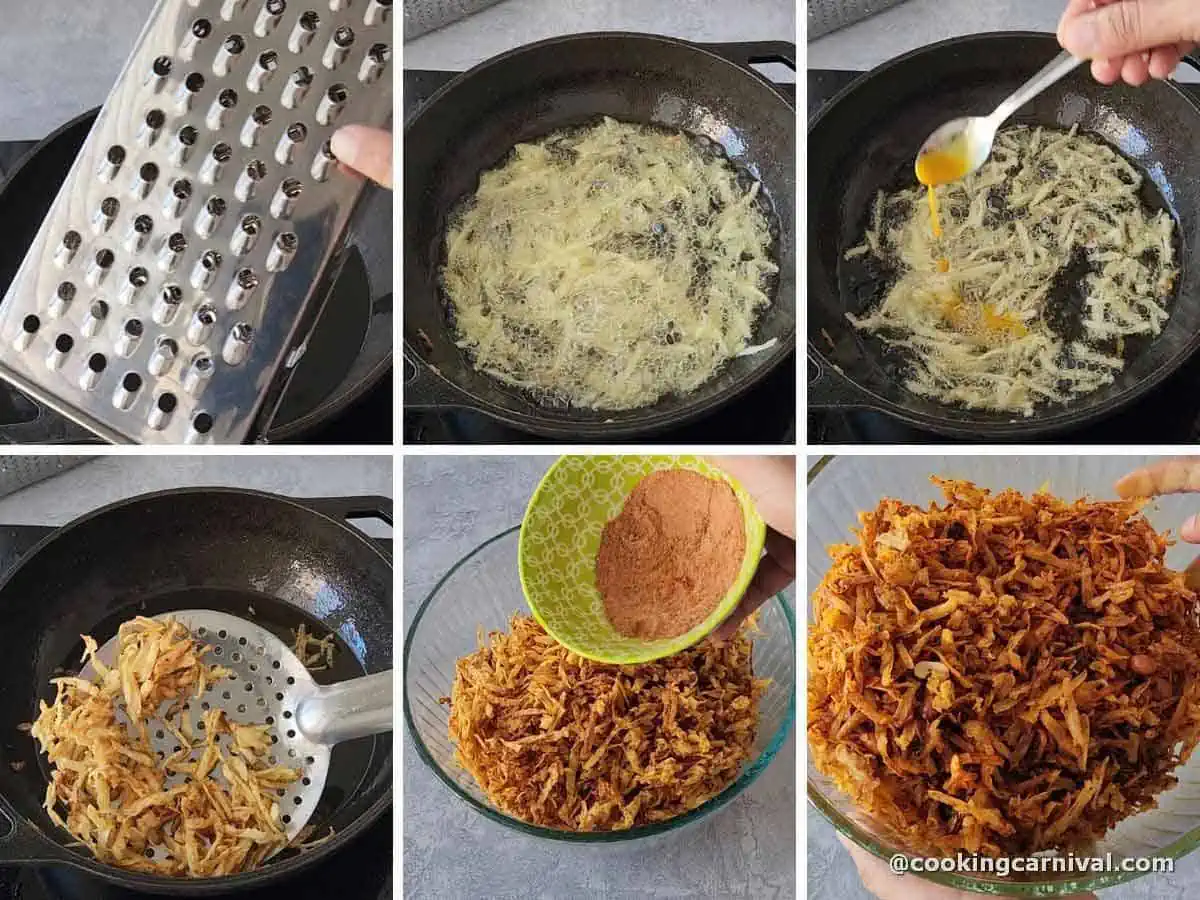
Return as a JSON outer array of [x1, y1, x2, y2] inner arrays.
[[807, 454, 1200, 896], [405, 526, 795, 842]]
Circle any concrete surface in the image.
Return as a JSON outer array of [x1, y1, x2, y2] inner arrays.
[[402, 455, 796, 900], [404, 0, 796, 82], [0, 455, 393, 537]]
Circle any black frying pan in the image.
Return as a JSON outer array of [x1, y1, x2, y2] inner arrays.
[[809, 32, 1200, 440], [404, 33, 796, 440], [0, 111, 393, 446], [0, 489, 391, 895]]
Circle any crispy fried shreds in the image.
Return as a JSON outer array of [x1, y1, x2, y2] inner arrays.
[[444, 615, 767, 832], [808, 479, 1200, 857], [29, 617, 301, 877], [291, 624, 336, 672]]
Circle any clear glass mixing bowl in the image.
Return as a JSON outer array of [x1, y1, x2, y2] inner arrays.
[[405, 526, 795, 842], [807, 454, 1200, 895]]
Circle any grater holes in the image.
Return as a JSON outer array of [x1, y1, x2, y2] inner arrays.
[[125, 320, 144, 338], [62, 231, 82, 250], [252, 104, 273, 125], [282, 815, 291, 824], [152, 56, 172, 78], [22, 315, 39, 335], [292, 791, 301, 801], [328, 83, 348, 104], [145, 110, 166, 131], [223, 34, 245, 55], [218, 89, 238, 110], [100, 197, 119, 218], [106, 145, 126, 166], [334, 25, 354, 47], [207, 197, 227, 216], [54, 334, 73, 354], [95, 249, 115, 270], [299, 11, 320, 31], [244, 682, 253, 692], [134, 215, 153, 236], [173, 179, 193, 200], [268, 0, 286, 13], [179, 126, 199, 147], [283, 709, 292, 718], [129, 267, 149, 288], [89, 300, 110, 324], [192, 19, 213, 40], [368, 43, 388, 64], [87, 353, 107, 374], [286, 122, 307, 142], [168, 233, 188, 253], [122, 372, 142, 391], [184, 73, 206, 94]]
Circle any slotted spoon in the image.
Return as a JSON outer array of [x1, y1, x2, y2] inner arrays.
[[81, 610, 392, 844]]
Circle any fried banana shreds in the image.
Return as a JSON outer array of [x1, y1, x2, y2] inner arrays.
[[291, 624, 336, 672], [30, 617, 301, 877], [809, 479, 1200, 857], [445, 615, 767, 831]]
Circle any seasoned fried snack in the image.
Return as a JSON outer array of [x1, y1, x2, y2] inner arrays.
[[445, 615, 767, 831], [809, 479, 1200, 856], [30, 617, 301, 876]]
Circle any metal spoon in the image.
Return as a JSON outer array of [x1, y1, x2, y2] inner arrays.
[[917, 50, 1084, 180], [81, 610, 392, 844]]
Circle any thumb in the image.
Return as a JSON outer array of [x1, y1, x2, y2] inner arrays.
[[1058, 0, 1199, 59], [1183, 513, 1200, 543], [330, 125, 393, 188]]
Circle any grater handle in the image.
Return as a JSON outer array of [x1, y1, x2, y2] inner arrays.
[[296, 671, 393, 745]]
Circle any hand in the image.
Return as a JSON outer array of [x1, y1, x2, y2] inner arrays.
[[840, 836, 1098, 900], [1115, 457, 1200, 586], [330, 125, 393, 188], [707, 456, 795, 638], [1058, 0, 1200, 85]]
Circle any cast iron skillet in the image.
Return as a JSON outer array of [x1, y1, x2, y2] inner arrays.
[[404, 32, 796, 439], [0, 489, 391, 895], [809, 32, 1200, 440], [0, 110, 393, 445]]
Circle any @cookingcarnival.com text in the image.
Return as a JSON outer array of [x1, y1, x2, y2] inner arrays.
[[890, 853, 1175, 877]]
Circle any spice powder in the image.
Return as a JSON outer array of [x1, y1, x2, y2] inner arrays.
[[596, 468, 745, 640]]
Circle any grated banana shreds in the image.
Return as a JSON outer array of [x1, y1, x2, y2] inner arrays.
[[808, 479, 1200, 857], [29, 617, 301, 877], [846, 125, 1178, 416], [444, 615, 767, 831], [291, 624, 336, 672], [443, 116, 778, 411]]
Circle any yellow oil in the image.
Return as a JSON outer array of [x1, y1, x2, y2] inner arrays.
[[915, 133, 972, 270]]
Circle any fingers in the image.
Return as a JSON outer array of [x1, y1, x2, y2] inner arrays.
[[714, 530, 795, 639], [1059, 0, 1199, 60], [1148, 43, 1185, 78], [1091, 56, 1124, 83], [1115, 457, 1200, 498], [330, 125, 393, 188], [1183, 515, 1200, 544], [706, 455, 796, 539], [1121, 51, 1152, 85]]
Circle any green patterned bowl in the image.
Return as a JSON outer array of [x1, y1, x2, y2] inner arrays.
[[518, 454, 767, 663]]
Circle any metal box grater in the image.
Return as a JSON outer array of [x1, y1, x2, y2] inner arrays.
[[0, 0, 393, 444]]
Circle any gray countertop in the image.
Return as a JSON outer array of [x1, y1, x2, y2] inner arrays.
[[403, 455, 796, 900], [0, 455, 393, 534], [404, 0, 796, 81], [810, 10, 1200, 898]]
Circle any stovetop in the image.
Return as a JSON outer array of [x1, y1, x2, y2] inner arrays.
[[807, 68, 1200, 445], [402, 62, 797, 445], [0, 135, 391, 446], [0, 523, 392, 899]]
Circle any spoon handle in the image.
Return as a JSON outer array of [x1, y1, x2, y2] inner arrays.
[[989, 50, 1084, 127], [296, 671, 393, 745]]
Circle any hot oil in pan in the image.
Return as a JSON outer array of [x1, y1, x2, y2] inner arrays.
[[44, 588, 378, 851], [435, 116, 783, 412], [837, 124, 1183, 408]]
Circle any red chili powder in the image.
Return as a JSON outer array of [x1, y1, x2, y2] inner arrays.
[[595, 468, 745, 640]]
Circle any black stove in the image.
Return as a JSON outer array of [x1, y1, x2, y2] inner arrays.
[[0, 523, 392, 899], [807, 68, 1200, 445], [403, 66, 797, 445]]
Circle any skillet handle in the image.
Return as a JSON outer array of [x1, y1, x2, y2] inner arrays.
[[303, 495, 393, 529], [0, 407, 97, 445], [807, 351, 875, 411], [697, 41, 796, 73], [0, 798, 74, 865], [1182, 54, 1200, 74], [403, 342, 474, 411]]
